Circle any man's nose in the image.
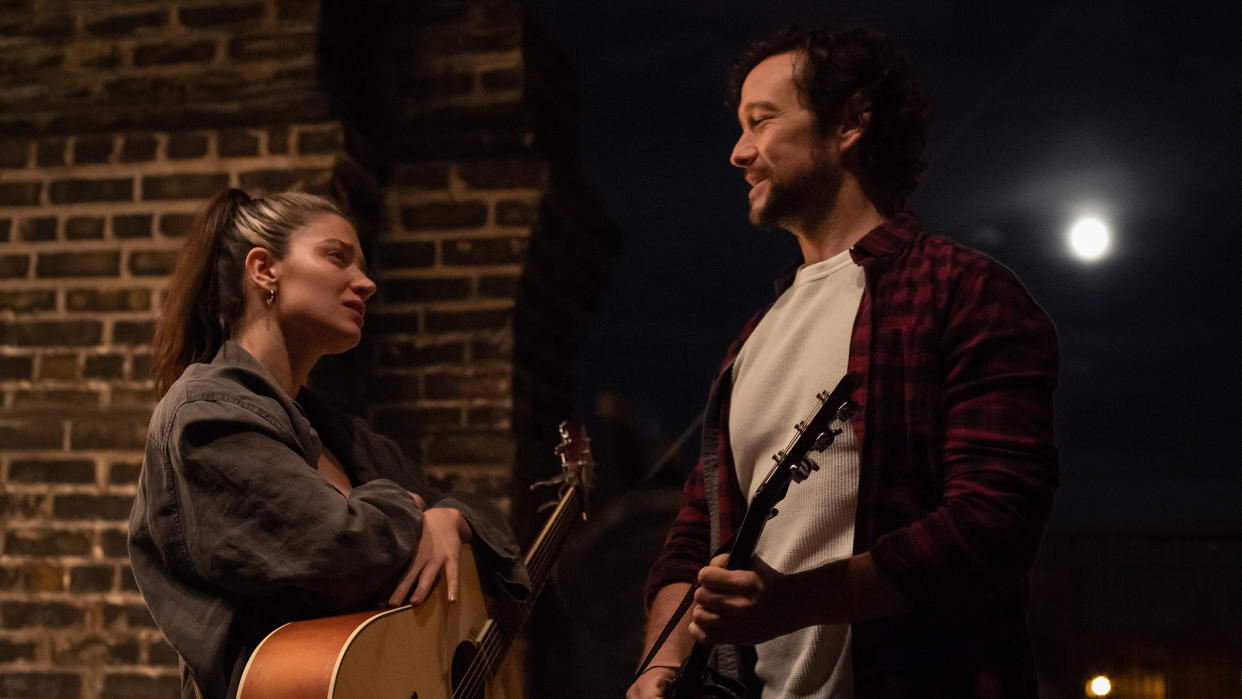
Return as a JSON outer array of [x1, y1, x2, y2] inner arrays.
[[730, 133, 755, 168]]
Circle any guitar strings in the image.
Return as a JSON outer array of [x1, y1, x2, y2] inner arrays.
[[452, 488, 582, 698]]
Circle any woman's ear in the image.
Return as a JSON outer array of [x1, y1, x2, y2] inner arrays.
[[244, 247, 277, 295]]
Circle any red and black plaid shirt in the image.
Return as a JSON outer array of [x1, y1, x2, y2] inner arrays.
[[646, 212, 1059, 696]]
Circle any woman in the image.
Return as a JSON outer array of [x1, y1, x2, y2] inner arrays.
[[128, 189, 529, 699]]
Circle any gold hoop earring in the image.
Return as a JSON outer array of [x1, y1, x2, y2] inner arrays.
[[266, 288, 277, 307]]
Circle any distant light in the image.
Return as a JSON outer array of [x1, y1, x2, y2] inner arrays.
[[1086, 675, 1112, 696], [1068, 217, 1111, 262]]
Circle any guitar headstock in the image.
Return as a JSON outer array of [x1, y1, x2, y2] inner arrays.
[[554, 420, 594, 493]]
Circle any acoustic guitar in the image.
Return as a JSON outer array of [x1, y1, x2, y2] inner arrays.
[[237, 422, 594, 699]]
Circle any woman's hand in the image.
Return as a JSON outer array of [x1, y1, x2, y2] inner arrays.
[[387, 507, 471, 606]]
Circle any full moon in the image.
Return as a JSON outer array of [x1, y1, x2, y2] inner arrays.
[[1068, 217, 1111, 261]]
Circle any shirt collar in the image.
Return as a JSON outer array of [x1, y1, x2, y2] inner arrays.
[[773, 210, 922, 295]]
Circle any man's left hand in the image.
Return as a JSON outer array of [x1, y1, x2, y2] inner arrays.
[[689, 553, 802, 645]]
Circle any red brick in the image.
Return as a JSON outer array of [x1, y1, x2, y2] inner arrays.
[[71, 413, 148, 449], [128, 250, 178, 276], [425, 308, 511, 333], [167, 133, 208, 159], [133, 40, 217, 66], [49, 178, 133, 204], [0, 640, 36, 662], [18, 216, 56, 241], [0, 181, 42, 206], [267, 125, 290, 154], [0, 289, 54, 313], [0, 534, 64, 561], [0, 673, 81, 698], [366, 374, 422, 402], [0, 138, 28, 167], [100, 528, 128, 557], [84, 10, 169, 36], [147, 640, 180, 666], [425, 369, 511, 400], [159, 213, 193, 237], [365, 311, 421, 335], [84, 354, 125, 378], [113, 320, 153, 344], [109, 461, 141, 484], [66, 216, 106, 239], [142, 173, 229, 200], [393, 162, 449, 189], [1, 601, 85, 628], [238, 168, 329, 193], [101, 673, 179, 699], [0, 218, 8, 242], [276, 0, 317, 22], [6, 319, 103, 346], [73, 135, 114, 164], [21, 564, 64, 592], [113, 214, 153, 238], [68, 565, 115, 593], [496, 200, 538, 226], [229, 32, 316, 61], [458, 159, 546, 189], [179, 2, 265, 27], [102, 603, 158, 629], [12, 388, 100, 410], [37, 353, 77, 379], [36, 137, 65, 166], [372, 407, 461, 436], [0, 355, 32, 379], [401, 201, 488, 230], [1, 491, 50, 519], [296, 126, 341, 154], [0, 416, 63, 449], [220, 129, 260, 157], [120, 134, 158, 162], [8, 459, 95, 484], [443, 236, 527, 265], [424, 431, 512, 464], [67, 288, 151, 312], [478, 274, 519, 298], [382, 276, 471, 303], [376, 241, 436, 269], [36, 251, 120, 277], [0, 253, 30, 278], [54, 494, 134, 520], [374, 339, 464, 368]]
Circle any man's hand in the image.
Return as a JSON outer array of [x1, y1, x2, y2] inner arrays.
[[689, 553, 801, 646], [388, 507, 471, 606], [626, 665, 677, 699]]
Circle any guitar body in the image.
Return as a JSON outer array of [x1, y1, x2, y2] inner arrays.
[[238, 543, 523, 699]]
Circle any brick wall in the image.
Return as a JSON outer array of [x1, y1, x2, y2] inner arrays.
[[0, 1, 615, 697]]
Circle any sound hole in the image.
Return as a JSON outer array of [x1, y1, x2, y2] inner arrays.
[[450, 641, 483, 699]]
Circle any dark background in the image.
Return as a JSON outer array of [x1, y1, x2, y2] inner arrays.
[[528, 0, 1242, 532]]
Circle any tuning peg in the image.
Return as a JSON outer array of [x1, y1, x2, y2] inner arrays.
[[812, 428, 843, 452], [837, 399, 858, 422], [530, 475, 564, 491]]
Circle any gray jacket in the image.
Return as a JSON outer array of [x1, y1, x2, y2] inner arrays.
[[128, 341, 530, 699]]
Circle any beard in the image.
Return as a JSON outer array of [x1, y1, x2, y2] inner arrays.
[[749, 147, 841, 231]]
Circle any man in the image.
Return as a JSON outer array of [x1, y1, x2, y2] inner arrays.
[[629, 25, 1058, 698]]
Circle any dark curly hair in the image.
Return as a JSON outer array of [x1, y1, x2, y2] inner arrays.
[[727, 25, 932, 215]]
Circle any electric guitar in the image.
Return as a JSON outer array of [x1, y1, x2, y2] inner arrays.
[[237, 421, 594, 699], [666, 372, 862, 699]]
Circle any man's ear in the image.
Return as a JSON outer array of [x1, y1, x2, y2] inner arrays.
[[838, 91, 871, 153], [243, 246, 278, 295]]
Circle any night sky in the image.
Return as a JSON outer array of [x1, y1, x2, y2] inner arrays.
[[528, 1, 1242, 532]]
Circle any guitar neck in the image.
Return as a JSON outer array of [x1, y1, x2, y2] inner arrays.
[[471, 485, 585, 680]]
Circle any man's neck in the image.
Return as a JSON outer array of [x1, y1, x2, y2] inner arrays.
[[788, 180, 885, 266]]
